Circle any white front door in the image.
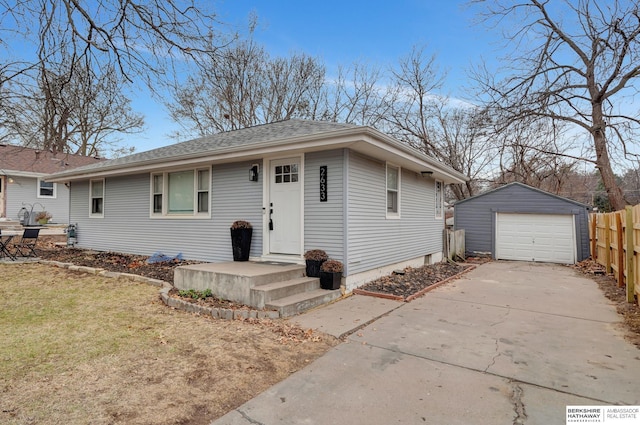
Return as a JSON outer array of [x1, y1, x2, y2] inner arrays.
[[269, 157, 302, 255]]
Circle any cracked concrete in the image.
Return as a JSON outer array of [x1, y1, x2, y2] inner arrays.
[[510, 380, 527, 425], [211, 261, 640, 425]]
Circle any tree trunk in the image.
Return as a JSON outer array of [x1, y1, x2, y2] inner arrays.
[[592, 134, 625, 211], [592, 103, 626, 211]]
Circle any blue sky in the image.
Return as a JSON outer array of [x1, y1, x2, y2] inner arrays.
[[132, 0, 496, 152]]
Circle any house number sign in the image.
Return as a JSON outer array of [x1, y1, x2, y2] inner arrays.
[[320, 166, 328, 202]]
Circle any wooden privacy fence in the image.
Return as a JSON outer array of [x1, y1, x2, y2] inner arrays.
[[590, 205, 639, 303]]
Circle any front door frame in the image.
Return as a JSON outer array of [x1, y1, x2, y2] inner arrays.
[[262, 154, 305, 258]]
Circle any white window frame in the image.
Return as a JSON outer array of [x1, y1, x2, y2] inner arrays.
[[150, 166, 211, 219], [386, 163, 401, 218], [89, 179, 105, 218], [37, 177, 56, 199], [435, 180, 443, 219]]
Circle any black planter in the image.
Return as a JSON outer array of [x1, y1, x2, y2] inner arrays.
[[305, 259, 325, 278], [320, 271, 342, 290], [230, 228, 252, 261]]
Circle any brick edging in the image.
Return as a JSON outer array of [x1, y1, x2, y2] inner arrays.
[[352, 264, 477, 302], [38, 260, 279, 320], [351, 289, 404, 301]]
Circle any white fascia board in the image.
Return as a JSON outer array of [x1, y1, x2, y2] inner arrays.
[[2, 170, 46, 179]]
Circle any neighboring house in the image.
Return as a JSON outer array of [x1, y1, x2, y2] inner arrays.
[[0, 144, 102, 223], [48, 119, 468, 290], [454, 182, 590, 264]]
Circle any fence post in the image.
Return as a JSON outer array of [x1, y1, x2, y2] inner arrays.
[[591, 214, 597, 259], [616, 212, 624, 287], [604, 213, 612, 273], [625, 206, 635, 303]]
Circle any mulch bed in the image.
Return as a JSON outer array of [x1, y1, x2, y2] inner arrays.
[[36, 247, 199, 284], [354, 262, 476, 301]]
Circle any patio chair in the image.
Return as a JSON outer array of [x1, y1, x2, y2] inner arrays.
[[13, 228, 40, 258], [0, 229, 16, 261]]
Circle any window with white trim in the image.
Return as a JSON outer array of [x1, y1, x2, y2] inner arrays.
[[37, 178, 56, 198], [151, 167, 211, 217], [386, 164, 400, 216], [90, 179, 104, 217], [435, 180, 443, 219]]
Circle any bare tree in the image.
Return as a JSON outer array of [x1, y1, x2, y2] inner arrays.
[[381, 46, 497, 199], [2, 49, 144, 157], [318, 62, 397, 127], [492, 117, 579, 194], [168, 36, 326, 135], [0, 0, 228, 154], [471, 0, 640, 210]]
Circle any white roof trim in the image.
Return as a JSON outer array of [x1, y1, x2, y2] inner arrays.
[[1, 170, 47, 179]]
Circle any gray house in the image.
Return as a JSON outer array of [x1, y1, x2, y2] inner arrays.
[[49, 120, 467, 291], [454, 182, 590, 264]]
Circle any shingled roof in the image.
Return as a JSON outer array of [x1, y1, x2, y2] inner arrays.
[[50, 120, 358, 176], [0, 144, 102, 176], [47, 119, 468, 184]]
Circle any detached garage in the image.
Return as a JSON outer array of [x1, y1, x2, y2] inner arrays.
[[454, 182, 590, 264]]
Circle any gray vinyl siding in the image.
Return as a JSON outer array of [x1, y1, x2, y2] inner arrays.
[[6, 176, 71, 224], [303, 149, 344, 261], [68, 160, 263, 262], [346, 151, 442, 275], [454, 183, 590, 262]]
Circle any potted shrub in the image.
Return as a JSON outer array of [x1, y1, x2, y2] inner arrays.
[[35, 211, 52, 225], [304, 249, 328, 277], [230, 220, 252, 261], [319, 259, 343, 290]]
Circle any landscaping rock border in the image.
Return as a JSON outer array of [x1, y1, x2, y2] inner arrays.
[[38, 260, 280, 320]]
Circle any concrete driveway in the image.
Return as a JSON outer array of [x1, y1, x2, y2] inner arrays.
[[212, 261, 640, 425]]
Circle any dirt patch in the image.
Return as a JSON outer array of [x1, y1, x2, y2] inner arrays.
[[355, 262, 474, 300], [0, 263, 337, 425], [573, 259, 640, 348]]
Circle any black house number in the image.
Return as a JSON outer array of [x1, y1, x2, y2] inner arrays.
[[320, 166, 328, 202]]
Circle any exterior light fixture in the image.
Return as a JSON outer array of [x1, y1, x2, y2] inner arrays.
[[420, 171, 433, 177], [249, 164, 259, 182]]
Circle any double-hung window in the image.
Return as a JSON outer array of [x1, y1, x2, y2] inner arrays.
[[435, 180, 443, 219], [37, 178, 56, 198], [90, 179, 104, 217], [386, 164, 400, 217], [151, 167, 211, 217]]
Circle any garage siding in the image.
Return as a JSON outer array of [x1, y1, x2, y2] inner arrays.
[[453, 183, 590, 262]]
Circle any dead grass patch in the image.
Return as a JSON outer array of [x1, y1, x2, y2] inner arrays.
[[0, 263, 337, 425]]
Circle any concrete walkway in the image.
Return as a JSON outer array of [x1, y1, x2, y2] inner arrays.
[[212, 261, 640, 425]]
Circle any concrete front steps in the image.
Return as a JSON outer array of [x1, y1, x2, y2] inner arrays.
[[174, 261, 341, 318]]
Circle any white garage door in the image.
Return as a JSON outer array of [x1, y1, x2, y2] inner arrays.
[[495, 213, 576, 264]]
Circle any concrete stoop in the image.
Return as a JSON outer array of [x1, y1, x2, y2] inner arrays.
[[174, 261, 341, 318]]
